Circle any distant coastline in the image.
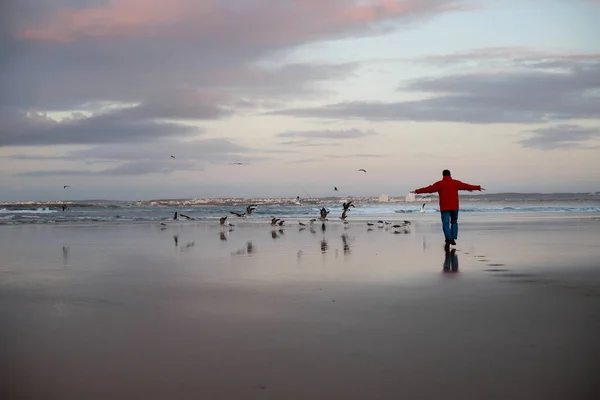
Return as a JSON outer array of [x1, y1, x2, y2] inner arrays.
[[1, 192, 599, 209]]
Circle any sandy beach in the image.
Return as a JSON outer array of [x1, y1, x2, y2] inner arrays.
[[1, 213, 599, 399]]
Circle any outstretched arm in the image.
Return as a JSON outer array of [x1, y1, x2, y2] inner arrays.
[[413, 182, 440, 194], [456, 181, 482, 191]]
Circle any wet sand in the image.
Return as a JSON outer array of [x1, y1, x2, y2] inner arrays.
[[1, 214, 599, 399]]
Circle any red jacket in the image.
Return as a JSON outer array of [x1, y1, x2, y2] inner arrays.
[[415, 176, 481, 211]]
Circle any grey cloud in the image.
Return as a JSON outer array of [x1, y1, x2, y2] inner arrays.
[[15, 159, 202, 177], [324, 153, 389, 158], [518, 124, 600, 150], [278, 141, 338, 147], [419, 47, 600, 66], [2, 154, 71, 161], [268, 59, 600, 124], [9, 137, 267, 178], [1, 0, 463, 149], [277, 128, 377, 139], [2, 0, 459, 111], [0, 108, 199, 147], [68, 138, 248, 162]]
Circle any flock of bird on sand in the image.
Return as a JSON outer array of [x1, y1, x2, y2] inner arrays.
[[62, 160, 418, 236]]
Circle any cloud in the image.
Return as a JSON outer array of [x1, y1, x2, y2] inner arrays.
[[267, 50, 600, 124], [15, 159, 201, 177], [418, 47, 600, 66], [3, 0, 461, 110], [518, 124, 600, 150], [16, 1, 463, 44], [324, 153, 389, 158], [1, 1, 466, 152], [277, 128, 377, 139], [0, 108, 200, 147]]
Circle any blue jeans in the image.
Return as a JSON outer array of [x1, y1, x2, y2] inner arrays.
[[440, 210, 459, 241]]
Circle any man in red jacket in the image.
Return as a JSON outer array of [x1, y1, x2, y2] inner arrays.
[[411, 170, 484, 246]]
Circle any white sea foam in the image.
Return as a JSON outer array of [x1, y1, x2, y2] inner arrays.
[[0, 207, 57, 214]]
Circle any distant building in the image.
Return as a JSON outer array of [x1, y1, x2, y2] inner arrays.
[[379, 194, 389, 203], [405, 192, 416, 202]]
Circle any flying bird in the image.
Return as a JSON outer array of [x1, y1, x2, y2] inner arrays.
[[342, 200, 355, 211], [170, 155, 176, 159], [219, 216, 228, 225], [358, 169, 367, 173], [230, 211, 246, 218], [340, 209, 348, 221], [334, 187, 338, 191], [246, 205, 258, 215], [271, 217, 280, 226], [319, 207, 329, 221], [232, 162, 244, 165], [63, 185, 70, 189]]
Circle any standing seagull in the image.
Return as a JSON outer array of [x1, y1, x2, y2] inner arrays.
[[358, 169, 367, 173], [420, 203, 426, 213], [63, 185, 70, 189]]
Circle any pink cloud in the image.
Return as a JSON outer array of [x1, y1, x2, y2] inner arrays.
[[18, 0, 461, 45]]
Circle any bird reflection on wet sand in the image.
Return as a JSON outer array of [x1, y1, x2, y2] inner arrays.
[[220, 231, 227, 241], [443, 248, 459, 273], [341, 234, 351, 255], [62, 246, 69, 265], [320, 239, 328, 253], [271, 230, 280, 239], [173, 235, 179, 247]]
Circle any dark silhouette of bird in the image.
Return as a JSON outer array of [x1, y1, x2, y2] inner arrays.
[[340, 209, 348, 220], [246, 205, 257, 215], [342, 200, 355, 211], [358, 169, 367, 173], [219, 216, 228, 225], [334, 187, 338, 191], [63, 185, 70, 189], [173, 212, 178, 220], [319, 207, 329, 221], [271, 217, 280, 226], [230, 211, 246, 218], [180, 213, 193, 220], [170, 155, 176, 159], [278, 220, 285, 226]]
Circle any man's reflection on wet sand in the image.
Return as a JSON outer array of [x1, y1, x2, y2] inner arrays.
[[443, 248, 459, 273], [62, 245, 69, 266]]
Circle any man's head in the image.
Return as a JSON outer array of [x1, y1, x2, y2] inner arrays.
[[442, 169, 451, 177]]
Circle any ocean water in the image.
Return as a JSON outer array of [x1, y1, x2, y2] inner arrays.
[[1, 200, 599, 225]]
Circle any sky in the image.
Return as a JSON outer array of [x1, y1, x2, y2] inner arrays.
[[1, 0, 599, 201]]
